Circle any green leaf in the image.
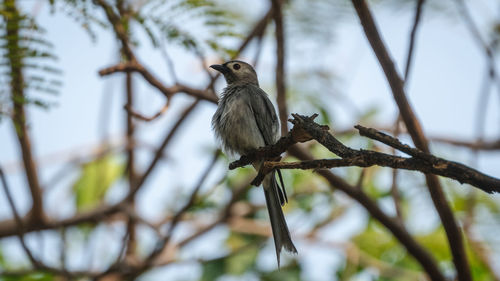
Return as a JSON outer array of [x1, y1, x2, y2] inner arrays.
[[200, 258, 225, 281], [226, 246, 259, 275], [0, 272, 53, 281], [353, 220, 420, 271], [358, 106, 380, 123], [260, 262, 302, 281], [72, 155, 124, 212]]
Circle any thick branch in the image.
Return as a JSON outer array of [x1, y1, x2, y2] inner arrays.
[[241, 115, 500, 193], [351, 1, 472, 279]]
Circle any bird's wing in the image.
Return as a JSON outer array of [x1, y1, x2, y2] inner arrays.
[[244, 85, 279, 146], [245, 86, 288, 206]]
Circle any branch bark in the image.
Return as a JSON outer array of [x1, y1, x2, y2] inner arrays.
[[232, 114, 500, 193]]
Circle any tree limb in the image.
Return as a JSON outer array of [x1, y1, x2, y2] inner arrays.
[[270, 0, 288, 136], [287, 145, 446, 281], [234, 114, 500, 193], [350, 1, 472, 279]]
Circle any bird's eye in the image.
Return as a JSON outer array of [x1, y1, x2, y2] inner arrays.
[[233, 63, 241, 70]]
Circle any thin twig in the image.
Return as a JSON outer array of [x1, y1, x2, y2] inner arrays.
[[271, 0, 288, 136], [0, 166, 40, 267], [142, 151, 220, 266], [99, 62, 218, 103], [125, 68, 138, 261], [404, 0, 426, 81], [159, 37, 178, 83], [390, 116, 403, 222], [126, 100, 200, 200], [124, 100, 170, 122], [454, 0, 500, 92], [94, 0, 135, 61]]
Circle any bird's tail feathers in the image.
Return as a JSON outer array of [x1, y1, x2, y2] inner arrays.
[[263, 171, 297, 267]]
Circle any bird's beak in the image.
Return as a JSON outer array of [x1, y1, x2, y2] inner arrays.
[[210, 64, 230, 74]]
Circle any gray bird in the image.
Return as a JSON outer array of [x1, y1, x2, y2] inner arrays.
[[210, 60, 297, 266]]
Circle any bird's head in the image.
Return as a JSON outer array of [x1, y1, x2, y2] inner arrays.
[[210, 60, 258, 86]]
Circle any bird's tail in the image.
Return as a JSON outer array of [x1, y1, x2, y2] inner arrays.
[[263, 170, 297, 267]]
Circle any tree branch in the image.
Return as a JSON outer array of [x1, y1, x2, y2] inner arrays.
[[124, 100, 170, 122], [0, 166, 40, 267], [94, 0, 135, 61], [270, 0, 288, 136], [98, 62, 218, 103], [351, 1, 472, 279], [5, 0, 45, 223], [0, 203, 122, 238], [234, 114, 500, 193], [286, 145, 446, 281], [404, 0, 425, 81]]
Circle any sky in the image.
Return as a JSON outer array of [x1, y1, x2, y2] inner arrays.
[[0, 0, 499, 280]]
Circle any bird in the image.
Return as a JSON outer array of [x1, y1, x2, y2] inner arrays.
[[210, 60, 297, 266]]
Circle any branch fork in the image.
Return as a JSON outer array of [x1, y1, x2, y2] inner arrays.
[[230, 114, 500, 193]]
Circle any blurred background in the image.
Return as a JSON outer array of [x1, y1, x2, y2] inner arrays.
[[0, 0, 499, 280]]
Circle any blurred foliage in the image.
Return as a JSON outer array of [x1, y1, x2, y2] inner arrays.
[[0, 247, 54, 281], [0, 273, 53, 281], [351, 218, 497, 281], [72, 154, 124, 212], [0, 0, 61, 122], [52, 0, 243, 60], [200, 230, 301, 281]]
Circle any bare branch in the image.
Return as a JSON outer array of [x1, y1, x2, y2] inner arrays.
[[237, 114, 500, 193], [94, 0, 135, 61], [0, 203, 121, 238], [404, 0, 425, 81], [99, 62, 218, 103], [351, 1, 472, 279], [124, 69, 138, 261], [141, 151, 220, 266], [126, 100, 200, 200], [124, 101, 170, 122], [270, 0, 288, 136], [0, 165, 40, 267], [453, 0, 500, 91], [159, 37, 179, 83], [390, 116, 404, 222]]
